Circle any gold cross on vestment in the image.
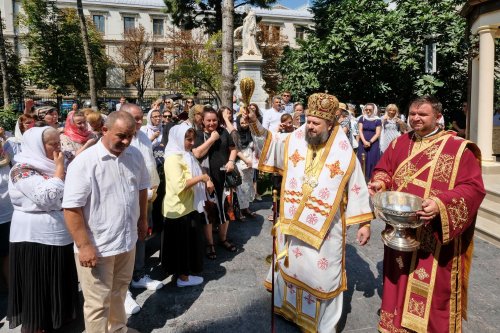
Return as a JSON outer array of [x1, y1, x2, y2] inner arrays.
[[401, 174, 413, 189]]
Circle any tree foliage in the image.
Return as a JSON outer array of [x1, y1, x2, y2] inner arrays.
[[167, 30, 223, 104], [0, 37, 24, 104], [19, 0, 110, 97], [163, 0, 277, 34], [256, 23, 289, 97], [279, 0, 468, 120], [115, 25, 158, 102]]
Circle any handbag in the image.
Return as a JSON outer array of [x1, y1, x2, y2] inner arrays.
[[204, 191, 220, 225], [224, 188, 241, 222], [224, 167, 242, 188]]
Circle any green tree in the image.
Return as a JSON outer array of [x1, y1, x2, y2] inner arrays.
[[279, 0, 400, 105], [77, 0, 98, 109], [0, 9, 10, 106], [0, 37, 24, 107], [393, 0, 468, 119], [257, 22, 289, 97], [167, 31, 223, 104], [19, 0, 110, 100], [163, 0, 277, 34], [278, 0, 468, 119], [116, 25, 157, 103]]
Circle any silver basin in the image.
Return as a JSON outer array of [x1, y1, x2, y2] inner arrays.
[[372, 191, 424, 252]]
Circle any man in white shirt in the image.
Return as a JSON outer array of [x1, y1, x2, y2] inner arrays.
[[121, 104, 163, 314], [282, 91, 294, 114], [115, 96, 127, 112], [63, 111, 150, 333], [262, 96, 285, 132]]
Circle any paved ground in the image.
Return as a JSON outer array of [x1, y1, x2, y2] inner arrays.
[[0, 196, 499, 332]]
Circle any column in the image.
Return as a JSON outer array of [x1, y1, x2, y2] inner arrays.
[[476, 26, 496, 162], [469, 56, 479, 143]]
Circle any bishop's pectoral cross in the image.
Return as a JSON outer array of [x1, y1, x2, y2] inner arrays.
[[301, 148, 319, 194]]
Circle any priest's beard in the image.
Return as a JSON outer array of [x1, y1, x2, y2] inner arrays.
[[305, 129, 330, 145]]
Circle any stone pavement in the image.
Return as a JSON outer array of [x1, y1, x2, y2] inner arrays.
[[0, 197, 499, 332]]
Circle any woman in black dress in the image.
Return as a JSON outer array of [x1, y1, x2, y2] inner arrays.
[[192, 106, 238, 259]]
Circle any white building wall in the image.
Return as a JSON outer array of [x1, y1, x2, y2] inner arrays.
[[4, 0, 313, 96]]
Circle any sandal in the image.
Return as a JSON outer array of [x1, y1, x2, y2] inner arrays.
[[206, 244, 216, 260], [242, 209, 257, 218], [219, 239, 237, 252]]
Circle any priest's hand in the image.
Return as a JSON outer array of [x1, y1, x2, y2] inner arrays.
[[356, 224, 371, 246], [418, 198, 440, 222], [244, 106, 257, 123], [367, 181, 383, 196]]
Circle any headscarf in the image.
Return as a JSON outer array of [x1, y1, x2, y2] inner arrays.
[[141, 109, 163, 148], [15, 126, 56, 177], [64, 111, 93, 144], [146, 108, 162, 133], [236, 115, 252, 149], [8, 119, 24, 145], [164, 123, 205, 213], [362, 103, 380, 121], [35, 106, 56, 121]]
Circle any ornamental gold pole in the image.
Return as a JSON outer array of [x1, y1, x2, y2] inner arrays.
[[361, 152, 366, 177], [271, 189, 278, 333]]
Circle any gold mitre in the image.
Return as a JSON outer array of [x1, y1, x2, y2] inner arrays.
[[306, 93, 339, 122], [240, 77, 255, 108]]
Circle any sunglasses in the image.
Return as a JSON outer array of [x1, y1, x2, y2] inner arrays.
[[163, 115, 172, 118], [187, 101, 193, 103]]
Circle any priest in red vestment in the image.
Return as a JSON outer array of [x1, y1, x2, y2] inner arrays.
[[368, 95, 485, 333]]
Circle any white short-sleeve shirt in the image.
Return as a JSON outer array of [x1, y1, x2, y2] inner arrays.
[[262, 108, 285, 132], [62, 140, 150, 257]]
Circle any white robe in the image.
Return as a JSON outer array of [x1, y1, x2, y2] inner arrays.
[[251, 122, 373, 332]]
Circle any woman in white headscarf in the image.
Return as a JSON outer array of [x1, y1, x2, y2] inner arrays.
[[161, 123, 214, 287], [357, 103, 382, 179], [141, 108, 163, 148], [3, 114, 36, 163], [7, 126, 78, 332]]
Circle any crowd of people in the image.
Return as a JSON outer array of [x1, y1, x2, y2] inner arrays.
[[0, 91, 486, 333]]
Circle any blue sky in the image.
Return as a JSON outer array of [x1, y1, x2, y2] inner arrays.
[[277, 0, 310, 9]]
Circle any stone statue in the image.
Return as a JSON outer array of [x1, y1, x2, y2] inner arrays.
[[234, 9, 261, 57]]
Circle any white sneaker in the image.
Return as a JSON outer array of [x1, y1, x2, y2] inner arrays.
[[131, 275, 164, 291], [177, 275, 204, 287], [124, 290, 140, 315]]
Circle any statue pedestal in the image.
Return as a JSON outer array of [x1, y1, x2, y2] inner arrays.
[[234, 56, 269, 111]]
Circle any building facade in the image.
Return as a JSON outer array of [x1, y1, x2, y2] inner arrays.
[[1, 0, 313, 98]]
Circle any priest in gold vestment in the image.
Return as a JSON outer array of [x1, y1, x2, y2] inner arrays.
[[246, 93, 373, 332], [369, 95, 485, 333]]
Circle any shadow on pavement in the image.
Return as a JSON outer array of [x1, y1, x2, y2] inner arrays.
[[338, 243, 380, 332]]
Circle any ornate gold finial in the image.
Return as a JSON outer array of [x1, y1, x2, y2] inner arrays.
[[240, 77, 255, 108]]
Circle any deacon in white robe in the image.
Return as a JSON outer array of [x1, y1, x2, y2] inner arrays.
[[246, 93, 374, 333]]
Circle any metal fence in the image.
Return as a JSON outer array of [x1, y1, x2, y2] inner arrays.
[[7, 94, 218, 119]]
